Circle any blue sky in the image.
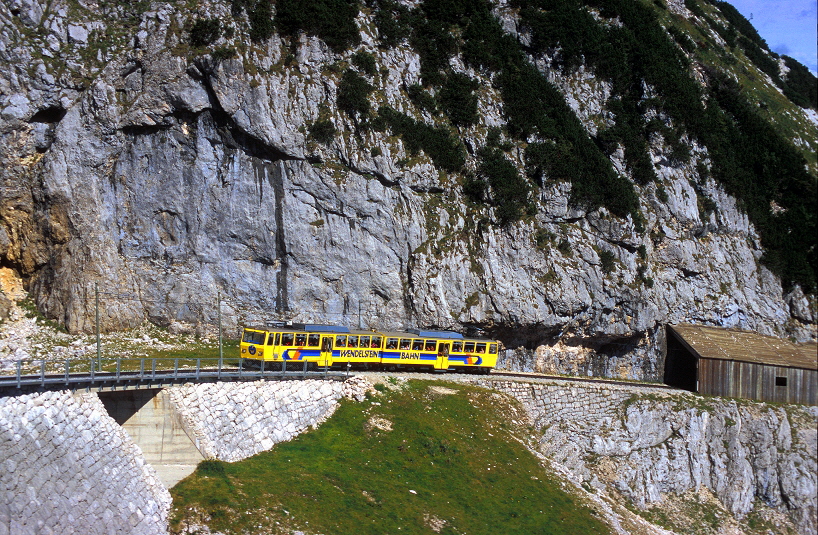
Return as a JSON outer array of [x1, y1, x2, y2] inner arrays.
[[725, 0, 818, 73]]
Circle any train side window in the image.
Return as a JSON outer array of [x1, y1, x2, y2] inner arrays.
[[425, 340, 437, 351], [282, 333, 295, 346], [371, 336, 383, 348], [296, 333, 307, 346], [412, 339, 423, 351], [476, 343, 486, 353], [267, 332, 277, 345], [359, 336, 370, 348], [336, 335, 347, 348], [489, 343, 497, 353], [243, 331, 265, 344], [464, 342, 475, 352], [452, 341, 463, 352], [308, 334, 320, 347], [387, 338, 399, 349], [400, 339, 411, 350], [348, 336, 359, 348], [275, 333, 281, 345]]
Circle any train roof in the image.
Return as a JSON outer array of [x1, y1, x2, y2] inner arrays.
[[378, 331, 495, 342], [244, 325, 495, 341]]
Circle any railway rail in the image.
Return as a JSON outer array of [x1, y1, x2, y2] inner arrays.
[[482, 370, 679, 390], [0, 358, 679, 395], [0, 357, 348, 394]]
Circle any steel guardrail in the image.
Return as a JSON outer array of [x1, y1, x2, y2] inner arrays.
[[0, 357, 347, 394]]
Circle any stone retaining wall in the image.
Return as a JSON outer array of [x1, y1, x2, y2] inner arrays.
[[0, 377, 372, 534], [0, 390, 171, 535], [167, 378, 370, 462], [473, 379, 818, 535]]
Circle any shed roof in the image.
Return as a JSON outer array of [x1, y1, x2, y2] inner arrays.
[[670, 324, 817, 371]]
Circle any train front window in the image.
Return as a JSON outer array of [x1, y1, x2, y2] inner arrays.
[[464, 342, 475, 352], [308, 334, 320, 347], [267, 332, 277, 345], [371, 336, 382, 348], [296, 333, 307, 346], [282, 333, 294, 346], [452, 341, 463, 352], [489, 343, 497, 353], [243, 330, 265, 344], [412, 339, 423, 351], [348, 336, 359, 348]]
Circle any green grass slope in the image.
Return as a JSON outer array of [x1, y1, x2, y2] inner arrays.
[[169, 380, 612, 534]]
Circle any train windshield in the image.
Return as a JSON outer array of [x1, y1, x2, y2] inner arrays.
[[243, 330, 266, 344]]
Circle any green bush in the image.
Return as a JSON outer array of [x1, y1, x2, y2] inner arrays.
[[337, 69, 373, 118], [599, 250, 616, 274], [374, 0, 412, 47], [275, 0, 361, 52], [351, 50, 377, 76], [781, 55, 817, 109], [713, 1, 768, 51], [378, 106, 466, 172], [248, 0, 275, 42], [476, 147, 532, 225], [406, 84, 437, 114], [211, 47, 237, 61], [190, 18, 221, 47], [438, 73, 480, 127], [309, 119, 337, 144]]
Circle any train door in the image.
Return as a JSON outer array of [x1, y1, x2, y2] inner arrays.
[[320, 336, 334, 368], [435, 342, 450, 371]]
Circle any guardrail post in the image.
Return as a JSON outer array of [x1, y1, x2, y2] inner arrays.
[[302, 360, 307, 379], [196, 359, 200, 381], [281, 359, 286, 377], [238, 358, 243, 378], [16, 360, 21, 389], [40, 360, 45, 387], [260, 359, 265, 378], [139, 358, 145, 380], [65, 360, 69, 385], [217, 356, 222, 380], [151, 359, 156, 380], [174, 358, 179, 380], [116, 358, 121, 382]]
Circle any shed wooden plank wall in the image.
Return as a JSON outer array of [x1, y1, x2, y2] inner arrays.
[[699, 359, 817, 405]]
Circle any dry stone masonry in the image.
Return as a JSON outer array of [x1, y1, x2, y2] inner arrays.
[[0, 377, 372, 534], [0, 390, 171, 535], [167, 377, 371, 462], [474, 378, 818, 535]]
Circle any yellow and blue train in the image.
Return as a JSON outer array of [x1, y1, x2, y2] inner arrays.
[[240, 324, 499, 374]]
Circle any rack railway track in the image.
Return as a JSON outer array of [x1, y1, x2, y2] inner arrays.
[[0, 359, 679, 395]]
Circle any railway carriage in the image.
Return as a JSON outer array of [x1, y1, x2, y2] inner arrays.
[[240, 324, 498, 374]]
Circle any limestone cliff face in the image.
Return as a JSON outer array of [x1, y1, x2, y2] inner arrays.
[[0, 0, 815, 378]]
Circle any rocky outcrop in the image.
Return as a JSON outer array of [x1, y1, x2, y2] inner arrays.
[[0, 0, 815, 381], [477, 378, 818, 535], [0, 390, 172, 535]]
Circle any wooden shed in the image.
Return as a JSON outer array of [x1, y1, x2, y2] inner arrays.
[[665, 324, 817, 405]]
